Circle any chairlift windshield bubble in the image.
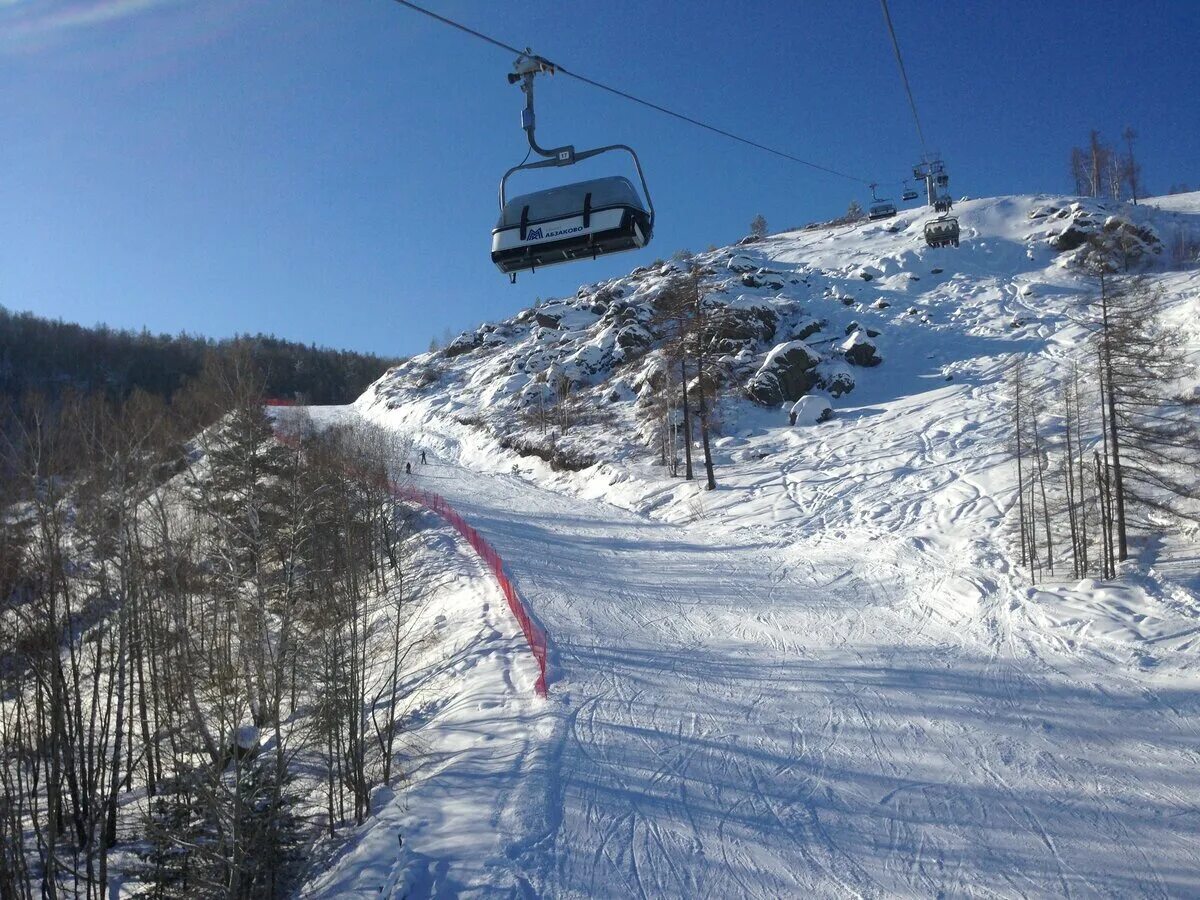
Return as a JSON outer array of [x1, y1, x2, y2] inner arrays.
[[491, 51, 655, 282]]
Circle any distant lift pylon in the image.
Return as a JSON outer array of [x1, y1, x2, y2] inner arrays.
[[491, 51, 655, 282], [913, 154, 959, 248]]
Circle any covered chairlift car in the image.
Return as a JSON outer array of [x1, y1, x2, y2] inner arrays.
[[491, 52, 655, 281], [493, 172, 652, 279], [868, 199, 897, 220], [866, 182, 896, 220], [924, 215, 960, 248], [901, 182, 919, 202]]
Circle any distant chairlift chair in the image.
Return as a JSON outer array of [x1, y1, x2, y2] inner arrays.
[[868, 200, 897, 220], [490, 52, 655, 282]]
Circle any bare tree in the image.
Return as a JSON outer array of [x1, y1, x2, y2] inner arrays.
[[1006, 358, 1031, 568], [1070, 147, 1090, 196], [1121, 127, 1141, 205]]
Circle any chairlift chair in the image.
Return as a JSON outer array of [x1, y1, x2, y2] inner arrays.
[[866, 183, 897, 221], [868, 200, 897, 220], [493, 175, 652, 277], [923, 216, 960, 248], [901, 187, 919, 202], [490, 52, 655, 282]]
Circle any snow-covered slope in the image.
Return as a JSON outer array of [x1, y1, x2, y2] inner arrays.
[[363, 192, 1198, 555], [322, 192, 1200, 897]]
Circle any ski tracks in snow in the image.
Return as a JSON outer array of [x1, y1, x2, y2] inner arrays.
[[349, 410, 1200, 898]]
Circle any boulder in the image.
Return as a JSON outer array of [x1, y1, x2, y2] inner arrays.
[[819, 370, 855, 397], [1047, 208, 1162, 263], [791, 319, 824, 342], [746, 341, 821, 405], [789, 394, 833, 426], [535, 311, 562, 329], [1101, 216, 1163, 258], [518, 381, 554, 408], [616, 324, 653, 352], [842, 330, 881, 367], [727, 254, 758, 273], [711, 306, 778, 353], [444, 331, 482, 358], [1049, 224, 1091, 253]]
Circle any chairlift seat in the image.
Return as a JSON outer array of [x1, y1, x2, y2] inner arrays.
[[868, 201, 897, 221], [923, 216, 960, 248], [491, 176, 652, 276], [902, 189, 919, 201]]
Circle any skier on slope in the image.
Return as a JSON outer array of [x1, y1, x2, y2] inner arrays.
[[421, 449, 428, 465]]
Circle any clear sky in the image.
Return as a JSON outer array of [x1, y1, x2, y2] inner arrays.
[[2, 0, 1197, 358]]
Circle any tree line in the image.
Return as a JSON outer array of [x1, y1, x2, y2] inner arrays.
[[1069, 128, 1142, 203], [0, 307, 399, 409], [1007, 234, 1199, 582], [0, 354, 429, 898]]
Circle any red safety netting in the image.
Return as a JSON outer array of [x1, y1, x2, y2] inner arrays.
[[389, 482, 548, 698], [269, 415, 548, 697]]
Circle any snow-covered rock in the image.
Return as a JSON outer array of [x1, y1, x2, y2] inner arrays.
[[789, 394, 833, 425], [746, 340, 821, 405], [841, 329, 882, 367]]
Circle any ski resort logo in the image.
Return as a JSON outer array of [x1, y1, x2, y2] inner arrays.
[[524, 224, 584, 243]]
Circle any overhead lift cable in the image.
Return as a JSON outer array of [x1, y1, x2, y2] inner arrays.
[[879, 0, 928, 156], [389, 0, 871, 186]]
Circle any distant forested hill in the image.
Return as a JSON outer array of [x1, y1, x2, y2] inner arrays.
[[0, 306, 399, 405]]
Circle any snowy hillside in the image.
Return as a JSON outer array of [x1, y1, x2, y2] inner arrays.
[[320, 192, 1200, 897], [363, 192, 1199, 544]]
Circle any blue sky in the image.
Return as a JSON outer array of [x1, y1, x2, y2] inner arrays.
[[2, 0, 1197, 358]]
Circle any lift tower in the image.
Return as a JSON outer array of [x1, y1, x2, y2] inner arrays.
[[912, 154, 952, 212]]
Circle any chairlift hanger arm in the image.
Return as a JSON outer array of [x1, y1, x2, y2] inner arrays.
[[500, 52, 654, 231], [511, 52, 577, 163]]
